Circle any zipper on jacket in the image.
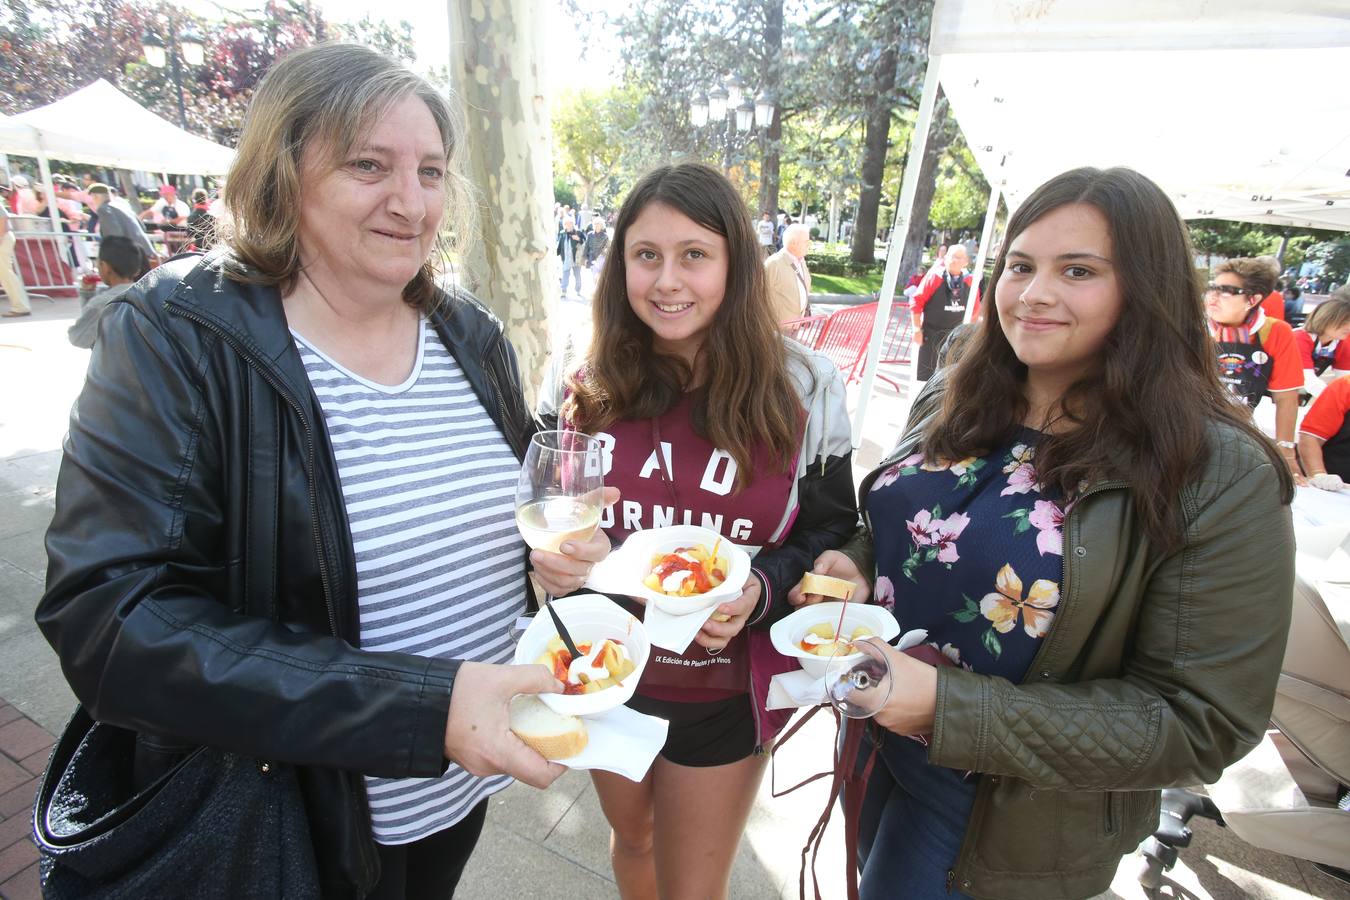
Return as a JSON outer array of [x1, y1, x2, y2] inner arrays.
[[166, 303, 341, 638], [944, 476, 1130, 892], [486, 367, 520, 458], [945, 868, 956, 893]]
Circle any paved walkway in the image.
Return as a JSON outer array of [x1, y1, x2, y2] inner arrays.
[[0, 703, 49, 900], [2, 293, 1348, 899]]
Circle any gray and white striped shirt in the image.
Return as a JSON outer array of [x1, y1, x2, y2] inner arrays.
[[295, 319, 526, 845]]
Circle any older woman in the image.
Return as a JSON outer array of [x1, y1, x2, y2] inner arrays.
[[37, 44, 610, 899], [795, 168, 1294, 899]]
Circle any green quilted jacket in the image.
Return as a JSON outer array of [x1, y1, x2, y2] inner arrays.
[[841, 381, 1294, 899]]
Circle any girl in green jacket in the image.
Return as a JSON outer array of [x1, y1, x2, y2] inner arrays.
[[793, 166, 1295, 899]]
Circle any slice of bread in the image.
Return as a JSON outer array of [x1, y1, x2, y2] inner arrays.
[[800, 572, 856, 600], [509, 695, 588, 760]]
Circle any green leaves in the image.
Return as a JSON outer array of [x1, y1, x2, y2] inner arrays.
[[902, 549, 922, 582], [949, 594, 979, 624]]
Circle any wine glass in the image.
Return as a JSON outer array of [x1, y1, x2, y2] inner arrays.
[[515, 429, 604, 562], [823, 638, 894, 719]]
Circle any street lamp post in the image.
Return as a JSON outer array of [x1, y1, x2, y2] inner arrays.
[[688, 75, 774, 179], [143, 19, 204, 132]]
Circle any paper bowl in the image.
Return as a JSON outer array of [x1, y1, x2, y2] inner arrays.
[[770, 602, 901, 678], [618, 526, 752, 616], [513, 593, 650, 717]]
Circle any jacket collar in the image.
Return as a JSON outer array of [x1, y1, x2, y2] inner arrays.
[[160, 249, 506, 409]]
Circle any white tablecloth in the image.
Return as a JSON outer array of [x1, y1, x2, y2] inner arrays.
[[1292, 485, 1350, 529]]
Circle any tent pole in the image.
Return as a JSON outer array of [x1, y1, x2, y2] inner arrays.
[[35, 142, 64, 239], [851, 54, 943, 449], [966, 180, 1001, 324]]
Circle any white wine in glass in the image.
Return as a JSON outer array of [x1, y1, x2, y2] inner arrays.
[[516, 497, 600, 553], [515, 430, 604, 554]]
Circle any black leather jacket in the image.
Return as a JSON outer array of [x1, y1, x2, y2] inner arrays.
[[37, 251, 536, 898]]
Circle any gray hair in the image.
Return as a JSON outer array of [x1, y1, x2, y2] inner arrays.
[[783, 223, 811, 245]]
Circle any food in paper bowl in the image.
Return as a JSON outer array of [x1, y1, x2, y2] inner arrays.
[[797, 622, 875, 657], [622, 526, 751, 615], [513, 594, 650, 716], [535, 635, 637, 694], [643, 541, 728, 596], [770, 602, 901, 678]]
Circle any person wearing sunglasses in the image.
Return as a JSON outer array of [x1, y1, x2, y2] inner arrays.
[[1206, 257, 1304, 483]]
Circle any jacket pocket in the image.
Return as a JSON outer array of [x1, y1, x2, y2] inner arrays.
[[1104, 790, 1122, 837]]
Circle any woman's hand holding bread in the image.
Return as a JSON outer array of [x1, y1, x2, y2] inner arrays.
[[444, 661, 568, 789], [788, 550, 871, 607]]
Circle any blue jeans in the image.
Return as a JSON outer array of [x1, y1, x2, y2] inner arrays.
[[560, 264, 582, 295], [853, 723, 979, 900]]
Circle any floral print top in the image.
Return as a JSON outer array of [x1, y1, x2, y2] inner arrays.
[[865, 428, 1065, 682]]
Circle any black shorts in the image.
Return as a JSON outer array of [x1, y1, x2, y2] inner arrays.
[[627, 692, 760, 767]]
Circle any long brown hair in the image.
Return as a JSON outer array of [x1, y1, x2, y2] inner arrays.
[[222, 42, 474, 312], [564, 163, 800, 489], [924, 167, 1293, 554]]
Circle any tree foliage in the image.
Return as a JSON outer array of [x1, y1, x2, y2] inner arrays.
[[1306, 239, 1350, 284], [551, 85, 641, 211], [1187, 220, 1277, 263], [0, 0, 416, 147], [927, 144, 987, 234], [607, 0, 940, 262]]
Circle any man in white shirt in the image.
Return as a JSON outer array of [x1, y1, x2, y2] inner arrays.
[[756, 211, 776, 258], [764, 223, 813, 323], [139, 184, 188, 226]]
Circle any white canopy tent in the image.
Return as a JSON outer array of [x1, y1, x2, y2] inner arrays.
[[0, 79, 234, 175], [853, 0, 1350, 445], [0, 79, 234, 238]]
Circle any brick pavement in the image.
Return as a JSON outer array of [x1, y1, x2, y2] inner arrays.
[[0, 702, 51, 900]]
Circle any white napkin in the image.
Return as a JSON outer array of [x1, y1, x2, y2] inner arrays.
[[766, 669, 827, 710], [642, 602, 719, 654], [553, 705, 668, 782], [766, 628, 930, 710], [583, 540, 642, 594]]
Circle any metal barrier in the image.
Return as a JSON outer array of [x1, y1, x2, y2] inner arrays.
[[9, 218, 90, 298], [879, 301, 915, 367], [4, 217, 193, 303]]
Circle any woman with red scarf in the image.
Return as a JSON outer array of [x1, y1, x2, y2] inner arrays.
[[1206, 256, 1304, 483]]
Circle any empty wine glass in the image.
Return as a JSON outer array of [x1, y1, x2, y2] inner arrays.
[[515, 430, 604, 555], [823, 638, 894, 719]]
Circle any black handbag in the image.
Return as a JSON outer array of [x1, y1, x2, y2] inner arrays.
[[32, 429, 323, 899], [33, 706, 321, 898]]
